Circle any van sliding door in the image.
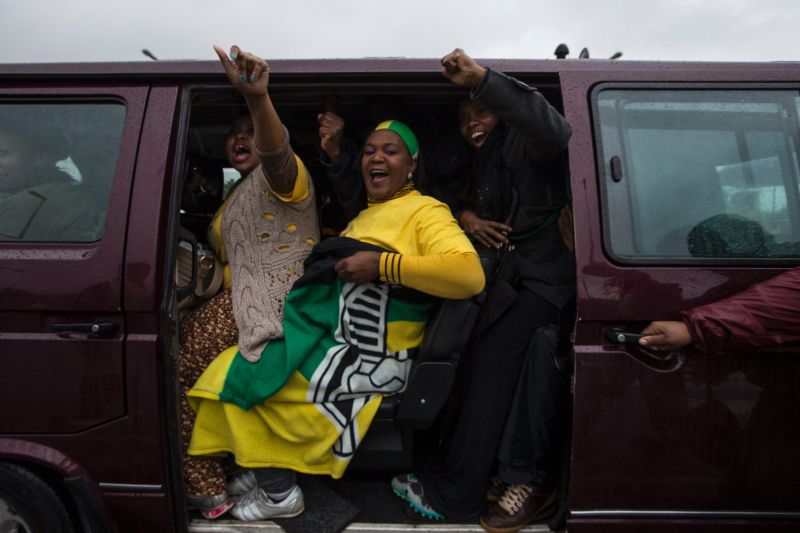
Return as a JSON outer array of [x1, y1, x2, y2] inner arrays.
[[567, 83, 800, 530]]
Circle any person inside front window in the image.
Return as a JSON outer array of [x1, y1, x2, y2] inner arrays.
[[0, 120, 100, 241]]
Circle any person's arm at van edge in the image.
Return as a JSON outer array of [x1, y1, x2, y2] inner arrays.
[[214, 45, 298, 196], [640, 266, 800, 354]]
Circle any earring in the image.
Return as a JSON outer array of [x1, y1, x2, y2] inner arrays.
[[407, 172, 413, 180]]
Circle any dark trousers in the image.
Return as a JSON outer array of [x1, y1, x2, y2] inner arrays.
[[496, 324, 570, 488], [421, 287, 559, 520], [254, 468, 296, 494]]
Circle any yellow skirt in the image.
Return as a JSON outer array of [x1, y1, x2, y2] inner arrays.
[[187, 345, 383, 478]]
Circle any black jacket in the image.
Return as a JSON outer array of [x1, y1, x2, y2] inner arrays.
[[455, 68, 575, 308]]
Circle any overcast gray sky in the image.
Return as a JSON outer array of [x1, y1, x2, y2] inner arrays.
[[1, 0, 798, 63]]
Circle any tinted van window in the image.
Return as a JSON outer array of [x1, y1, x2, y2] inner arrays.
[[595, 88, 800, 261], [0, 102, 125, 242]]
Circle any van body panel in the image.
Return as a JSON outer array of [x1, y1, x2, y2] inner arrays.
[[0, 81, 177, 531], [124, 86, 180, 312], [561, 65, 800, 526], [1, 59, 799, 532]]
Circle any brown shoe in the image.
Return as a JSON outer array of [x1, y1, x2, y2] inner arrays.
[[486, 477, 507, 503], [479, 483, 557, 533]]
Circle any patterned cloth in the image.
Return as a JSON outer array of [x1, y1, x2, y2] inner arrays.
[[187, 238, 434, 478], [178, 289, 238, 496]]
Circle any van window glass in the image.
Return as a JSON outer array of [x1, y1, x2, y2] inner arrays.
[[596, 89, 800, 260], [0, 102, 125, 242]]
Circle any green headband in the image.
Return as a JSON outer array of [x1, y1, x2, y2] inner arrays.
[[374, 120, 419, 159]]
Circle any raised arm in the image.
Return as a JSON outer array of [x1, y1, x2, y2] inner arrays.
[[441, 48, 571, 161], [214, 45, 297, 195], [317, 111, 366, 221]]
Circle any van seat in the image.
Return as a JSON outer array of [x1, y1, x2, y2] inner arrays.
[[377, 295, 482, 430]]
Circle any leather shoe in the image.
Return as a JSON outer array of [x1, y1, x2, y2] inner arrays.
[[479, 483, 556, 533]]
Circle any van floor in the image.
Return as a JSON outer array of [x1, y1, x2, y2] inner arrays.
[[188, 472, 557, 532]]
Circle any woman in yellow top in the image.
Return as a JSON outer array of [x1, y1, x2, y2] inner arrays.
[[186, 118, 484, 521]]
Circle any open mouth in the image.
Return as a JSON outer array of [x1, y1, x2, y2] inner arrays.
[[470, 130, 487, 146], [369, 168, 389, 185], [232, 143, 252, 164]]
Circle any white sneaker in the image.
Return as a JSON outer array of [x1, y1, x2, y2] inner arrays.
[[230, 484, 304, 521], [225, 469, 257, 496]]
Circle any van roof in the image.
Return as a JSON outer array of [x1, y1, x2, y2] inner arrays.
[[1, 58, 798, 80]]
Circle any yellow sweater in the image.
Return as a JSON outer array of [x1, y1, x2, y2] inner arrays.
[[342, 190, 484, 299]]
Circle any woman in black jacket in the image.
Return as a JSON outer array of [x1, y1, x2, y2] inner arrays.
[[392, 49, 575, 533]]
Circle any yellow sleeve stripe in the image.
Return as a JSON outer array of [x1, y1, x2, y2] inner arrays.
[[270, 155, 310, 203]]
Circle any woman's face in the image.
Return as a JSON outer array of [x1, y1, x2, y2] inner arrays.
[[224, 114, 260, 176], [361, 130, 416, 201], [0, 130, 41, 194], [458, 99, 499, 150]]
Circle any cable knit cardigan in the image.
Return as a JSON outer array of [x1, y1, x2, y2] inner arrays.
[[221, 129, 319, 362]]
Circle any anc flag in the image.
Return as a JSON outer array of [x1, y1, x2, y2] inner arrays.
[[188, 237, 434, 477]]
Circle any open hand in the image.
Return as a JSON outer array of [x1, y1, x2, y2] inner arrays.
[[213, 45, 270, 99], [639, 321, 692, 351], [459, 210, 511, 249], [334, 251, 381, 284], [318, 111, 345, 163], [440, 48, 487, 87]]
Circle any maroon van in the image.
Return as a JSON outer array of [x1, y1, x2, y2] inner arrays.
[[0, 57, 798, 532]]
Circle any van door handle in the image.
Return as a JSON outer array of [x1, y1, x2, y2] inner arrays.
[[603, 329, 645, 344], [49, 321, 119, 334], [603, 328, 686, 373]]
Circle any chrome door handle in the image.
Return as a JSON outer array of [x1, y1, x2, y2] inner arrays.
[[49, 321, 119, 334]]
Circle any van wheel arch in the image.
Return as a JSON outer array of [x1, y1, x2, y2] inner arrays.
[[0, 461, 76, 533]]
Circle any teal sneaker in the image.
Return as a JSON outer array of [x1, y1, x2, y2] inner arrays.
[[390, 473, 444, 520]]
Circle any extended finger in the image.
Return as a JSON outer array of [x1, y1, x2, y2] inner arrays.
[[485, 228, 509, 245], [232, 47, 249, 80], [486, 220, 513, 233], [482, 229, 505, 247], [228, 46, 249, 82], [639, 334, 667, 347], [214, 45, 236, 77], [472, 231, 495, 249]]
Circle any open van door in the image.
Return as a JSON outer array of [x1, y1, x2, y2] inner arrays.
[[562, 67, 800, 531]]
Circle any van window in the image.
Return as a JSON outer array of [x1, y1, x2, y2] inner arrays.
[[595, 88, 800, 261], [0, 102, 125, 242]]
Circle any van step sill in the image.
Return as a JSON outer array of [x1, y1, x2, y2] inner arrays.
[[189, 519, 551, 532]]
